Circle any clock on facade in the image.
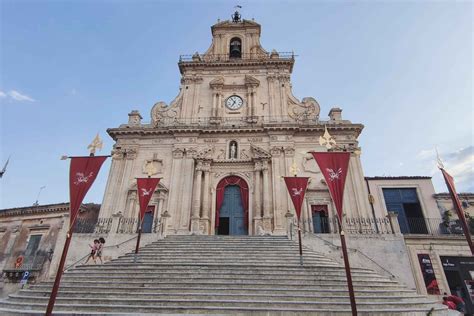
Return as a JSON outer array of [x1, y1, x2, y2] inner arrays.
[[225, 95, 243, 110]]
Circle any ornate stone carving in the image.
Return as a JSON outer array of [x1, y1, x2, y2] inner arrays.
[[288, 96, 320, 121], [284, 147, 295, 157], [251, 144, 271, 159], [244, 75, 260, 87], [124, 148, 138, 160], [270, 147, 282, 156], [196, 145, 214, 159], [240, 149, 250, 159], [216, 148, 225, 159], [172, 148, 185, 158], [151, 89, 184, 127], [142, 159, 163, 176], [302, 153, 321, 174], [209, 76, 224, 88]]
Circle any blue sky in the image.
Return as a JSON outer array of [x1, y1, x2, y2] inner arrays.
[[1, 0, 472, 209]]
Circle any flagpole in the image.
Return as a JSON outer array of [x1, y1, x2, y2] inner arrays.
[[135, 217, 142, 255], [337, 218, 357, 316], [297, 219, 303, 266], [45, 229, 73, 316], [47, 136, 108, 315]]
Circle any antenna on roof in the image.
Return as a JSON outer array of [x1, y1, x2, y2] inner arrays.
[[33, 186, 46, 206]]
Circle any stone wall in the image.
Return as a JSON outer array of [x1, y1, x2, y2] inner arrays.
[[301, 232, 416, 289]]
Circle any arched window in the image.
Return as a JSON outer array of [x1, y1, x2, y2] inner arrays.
[[229, 37, 242, 58]]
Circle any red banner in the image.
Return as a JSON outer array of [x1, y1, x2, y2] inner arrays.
[[311, 152, 350, 222], [284, 177, 309, 220], [137, 178, 160, 222], [440, 168, 474, 254], [69, 156, 108, 227]]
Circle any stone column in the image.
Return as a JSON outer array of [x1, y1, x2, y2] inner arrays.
[[211, 93, 217, 117], [254, 163, 262, 218], [268, 76, 275, 120], [262, 160, 272, 232], [246, 89, 252, 117], [200, 162, 211, 234], [191, 162, 203, 234]]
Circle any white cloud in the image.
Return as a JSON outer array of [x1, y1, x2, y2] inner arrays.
[[0, 90, 6, 98], [8, 90, 35, 102]]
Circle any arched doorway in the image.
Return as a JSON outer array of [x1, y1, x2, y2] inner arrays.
[[215, 176, 249, 235]]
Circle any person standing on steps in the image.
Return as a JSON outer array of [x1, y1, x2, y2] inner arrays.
[[84, 239, 99, 264], [96, 237, 106, 264]]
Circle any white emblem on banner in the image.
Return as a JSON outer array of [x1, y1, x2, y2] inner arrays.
[[291, 188, 303, 196], [326, 168, 342, 181], [74, 172, 94, 185], [141, 188, 153, 196]]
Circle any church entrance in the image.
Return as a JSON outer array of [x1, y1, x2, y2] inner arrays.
[[215, 176, 249, 235]]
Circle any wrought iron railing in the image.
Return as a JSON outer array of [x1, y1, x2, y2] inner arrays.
[[73, 218, 112, 234], [3, 254, 47, 274], [179, 52, 295, 63], [402, 217, 474, 236]]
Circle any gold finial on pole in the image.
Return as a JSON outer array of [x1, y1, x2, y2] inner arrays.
[[436, 147, 444, 169], [319, 125, 337, 149], [87, 134, 103, 155], [290, 160, 300, 177]]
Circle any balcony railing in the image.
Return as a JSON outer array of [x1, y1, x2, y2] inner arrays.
[[402, 217, 474, 236], [311, 217, 395, 235], [179, 52, 295, 63], [73, 218, 112, 234], [310, 216, 474, 237]]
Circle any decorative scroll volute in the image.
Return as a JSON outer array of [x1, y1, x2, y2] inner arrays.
[[288, 96, 320, 121]]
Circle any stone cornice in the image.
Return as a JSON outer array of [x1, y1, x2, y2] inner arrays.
[[179, 59, 294, 75], [107, 123, 364, 141], [0, 203, 100, 218]]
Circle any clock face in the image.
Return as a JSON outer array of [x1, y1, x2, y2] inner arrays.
[[225, 95, 243, 110]]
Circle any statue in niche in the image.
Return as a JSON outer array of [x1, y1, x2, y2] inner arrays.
[[229, 141, 238, 159]]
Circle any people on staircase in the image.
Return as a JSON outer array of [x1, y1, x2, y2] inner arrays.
[[96, 237, 106, 264], [84, 239, 99, 264], [444, 292, 466, 314], [442, 296, 456, 310]]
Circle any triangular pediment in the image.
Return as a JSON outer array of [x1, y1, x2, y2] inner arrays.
[[250, 144, 271, 159]]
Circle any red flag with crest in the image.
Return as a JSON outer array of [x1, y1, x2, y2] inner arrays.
[[284, 177, 310, 220], [69, 156, 108, 227], [439, 167, 474, 254], [137, 178, 160, 222], [311, 152, 350, 222]]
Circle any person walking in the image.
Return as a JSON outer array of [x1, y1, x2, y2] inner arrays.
[[84, 239, 99, 264], [96, 237, 105, 264]]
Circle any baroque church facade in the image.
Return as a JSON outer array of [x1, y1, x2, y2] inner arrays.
[[99, 15, 372, 237]]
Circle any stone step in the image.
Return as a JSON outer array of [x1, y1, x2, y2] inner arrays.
[[35, 279, 405, 290], [110, 258, 338, 265], [0, 301, 447, 315], [56, 275, 394, 285], [20, 288, 418, 300], [71, 264, 376, 275], [5, 295, 441, 310], [64, 270, 389, 281], [0, 235, 444, 315]]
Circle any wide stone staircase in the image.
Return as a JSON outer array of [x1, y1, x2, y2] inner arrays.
[[0, 235, 446, 315]]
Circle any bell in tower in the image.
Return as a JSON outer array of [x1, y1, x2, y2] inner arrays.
[[229, 37, 242, 58]]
